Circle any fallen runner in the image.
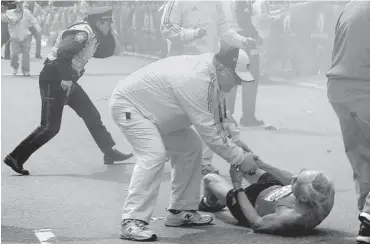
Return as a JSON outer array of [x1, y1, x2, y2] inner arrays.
[[199, 160, 335, 234]]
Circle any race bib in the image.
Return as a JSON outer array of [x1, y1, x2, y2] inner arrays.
[[264, 185, 292, 202]]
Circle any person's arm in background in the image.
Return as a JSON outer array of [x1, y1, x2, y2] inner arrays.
[[27, 8, 41, 33], [160, 0, 206, 45], [218, 1, 259, 53]]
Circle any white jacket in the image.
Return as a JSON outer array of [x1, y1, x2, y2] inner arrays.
[[8, 8, 41, 41], [111, 54, 244, 166], [160, 1, 246, 56]]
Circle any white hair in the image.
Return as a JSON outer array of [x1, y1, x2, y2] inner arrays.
[[305, 172, 335, 220]]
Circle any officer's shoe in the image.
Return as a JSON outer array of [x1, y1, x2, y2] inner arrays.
[[104, 149, 133, 165], [120, 219, 157, 241], [3, 155, 29, 175], [198, 196, 226, 212], [357, 213, 370, 243], [164, 210, 213, 227]]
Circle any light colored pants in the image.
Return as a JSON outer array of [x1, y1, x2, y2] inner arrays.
[[328, 79, 370, 213], [201, 139, 213, 166], [10, 35, 32, 73], [110, 97, 203, 223]]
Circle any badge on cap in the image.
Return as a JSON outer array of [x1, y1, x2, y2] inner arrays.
[[75, 32, 87, 43]]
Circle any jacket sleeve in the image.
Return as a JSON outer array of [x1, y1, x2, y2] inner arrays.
[[160, 0, 197, 44], [27, 9, 42, 33], [217, 1, 246, 49], [173, 77, 245, 166], [56, 30, 88, 81], [224, 110, 240, 143]]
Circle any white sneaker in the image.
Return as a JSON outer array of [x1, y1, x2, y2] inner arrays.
[[120, 219, 157, 241], [165, 210, 213, 227], [12, 68, 17, 75], [23, 72, 30, 77]]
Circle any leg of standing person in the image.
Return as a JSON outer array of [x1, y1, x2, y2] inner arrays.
[[163, 127, 212, 227], [111, 97, 211, 241], [240, 54, 264, 126], [4, 40, 11, 59], [4, 68, 66, 175], [67, 84, 133, 165], [328, 79, 370, 244], [30, 27, 42, 59], [10, 39, 21, 75], [20, 35, 32, 76], [200, 140, 219, 175], [226, 86, 238, 115], [110, 97, 165, 241], [1, 21, 10, 59]]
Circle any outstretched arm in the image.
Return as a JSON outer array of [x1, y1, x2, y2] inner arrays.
[[254, 158, 294, 186], [234, 139, 294, 186]]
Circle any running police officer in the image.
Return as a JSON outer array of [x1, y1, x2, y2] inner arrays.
[[4, 7, 133, 175]]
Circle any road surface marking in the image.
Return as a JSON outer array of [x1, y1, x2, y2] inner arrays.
[[34, 229, 56, 244]]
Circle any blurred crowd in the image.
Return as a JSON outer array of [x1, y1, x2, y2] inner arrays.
[[1, 0, 348, 79]]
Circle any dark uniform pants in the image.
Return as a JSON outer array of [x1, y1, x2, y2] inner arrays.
[[227, 54, 260, 119], [9, 65, 116, 164]]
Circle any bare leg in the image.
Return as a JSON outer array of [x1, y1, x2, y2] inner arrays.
[[203, 173, 234, 206]]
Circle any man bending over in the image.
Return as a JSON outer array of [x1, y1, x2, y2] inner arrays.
[[199, 160, 335, 234]]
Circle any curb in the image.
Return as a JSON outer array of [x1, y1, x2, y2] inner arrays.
[[120, 51, 162, 61], [119, 51, 328, 91]]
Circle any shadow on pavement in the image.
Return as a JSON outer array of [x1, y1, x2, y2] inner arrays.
[[56, 233, 118, 243], [159, 225, 354, 244], [240, 126, 339, 138], [27, 166, 172, 184], [1, 225, 40, 243]]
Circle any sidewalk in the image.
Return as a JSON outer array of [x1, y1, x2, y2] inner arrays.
[[2, 40, 328, 91]]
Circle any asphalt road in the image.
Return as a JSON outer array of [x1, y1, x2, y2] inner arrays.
[[1, 55, 357, 244]]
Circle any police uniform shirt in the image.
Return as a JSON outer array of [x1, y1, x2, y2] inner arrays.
[[47, 8, 115, 81]]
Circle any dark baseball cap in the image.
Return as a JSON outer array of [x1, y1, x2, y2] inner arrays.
[[215, 44, 254, 82]]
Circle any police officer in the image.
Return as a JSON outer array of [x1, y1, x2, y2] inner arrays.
[[3, 7, 133, 176]]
